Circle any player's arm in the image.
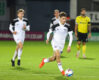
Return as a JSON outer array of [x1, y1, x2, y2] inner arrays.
[[68, 31, 73, 47], [88, 18, 91, 38], [75, 17, 78, 37], [75, 24, 78, 37], [9, 20, 17, 35], [67, 26, 73, 53], [46, 28, 53, 44], [46, 19, 54, 44], [23, 19, 30, 31]]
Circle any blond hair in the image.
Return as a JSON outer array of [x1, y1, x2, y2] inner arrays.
[[54, 9, 59, 13], [17, 9, 25, 14]]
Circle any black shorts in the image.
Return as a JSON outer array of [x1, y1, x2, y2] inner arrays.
[[77, 32, 88, 42]]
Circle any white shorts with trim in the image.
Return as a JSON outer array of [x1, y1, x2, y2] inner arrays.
[[13, 34, 25, 44], [51, 40, 65, 53]]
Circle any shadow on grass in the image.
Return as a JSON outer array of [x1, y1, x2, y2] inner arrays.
[[55, 76, 76, 80], [32, 70, 48, 74], [60, 56, 67, 58], [10, 66, 30, 71], [79, 57, 96, 60]]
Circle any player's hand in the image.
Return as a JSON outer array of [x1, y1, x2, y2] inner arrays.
[[46, 40, 49, 44], [12, 31, 17, 35], [88, 33, 91, 38], [75, 32, 77, 37], [23, 24, 26, 30], [67, 46, 71, 53]]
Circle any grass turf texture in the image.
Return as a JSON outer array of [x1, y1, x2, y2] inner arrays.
[[0, 41, 99, 80]]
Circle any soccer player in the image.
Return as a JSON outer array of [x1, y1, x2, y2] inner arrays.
[[9, 9, 30, 67], [46, 9, 60, 41], [39, 12, 73, 76], [47, 9, 62, 53], [75, 8, 91, 58], [50, 9, 60, 28]]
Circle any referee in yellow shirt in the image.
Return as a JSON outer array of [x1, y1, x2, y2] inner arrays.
[[75, 8, 91, 58]]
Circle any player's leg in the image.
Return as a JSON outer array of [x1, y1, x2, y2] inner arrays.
[[17, 42, 23, 66], [12, 45, 19, 61], [11, 45, 19, 67], [11, 37, 20, 67], [76, 41, 81, 58], [82, 33, 87, 58], [82, 42, 86, 58], [39, 52, 56, 68], [76, 32, 81, 58], [55, 50, 65, 76]]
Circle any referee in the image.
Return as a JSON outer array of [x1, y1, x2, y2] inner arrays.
[[75, 8, 91, 58]]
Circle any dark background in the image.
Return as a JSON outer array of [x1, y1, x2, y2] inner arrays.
[[0, 0, 99, 32]]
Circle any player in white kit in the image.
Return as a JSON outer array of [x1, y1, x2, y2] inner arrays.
[[39, 12, 73, 76], [9, 9, 30, 67], [47, 9, 63, 54], [49, 9, 60, 28], [46, 9, 60, 44]]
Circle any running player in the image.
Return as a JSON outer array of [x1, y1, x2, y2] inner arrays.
[[47, 9, 63, 53], [39, 12, 73, 76], [9, 9, 30, 66], [75, 8, 91, 58]]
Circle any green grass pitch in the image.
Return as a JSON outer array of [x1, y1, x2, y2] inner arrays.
[[0, 41, 99, 80]]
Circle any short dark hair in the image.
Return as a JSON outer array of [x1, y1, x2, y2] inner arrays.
[[59, 12, 66, 17], [81, 8, 86, 12]]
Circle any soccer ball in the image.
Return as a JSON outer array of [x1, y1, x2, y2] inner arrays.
[[65, 69, 73, 77]]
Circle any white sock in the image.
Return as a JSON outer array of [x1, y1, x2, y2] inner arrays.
[[12, 50, 18, 61], [57, 63, 63, 72], [44, 58, 49, 63], [18, 48, 22, 60], [77, 50, 80, 55]]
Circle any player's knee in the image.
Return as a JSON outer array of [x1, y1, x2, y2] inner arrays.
[[55, 50, 60, 58], [52, 57, 56, 61], [18, 42, 23, 49], [56, 55, 60, 59], [83, 42, 86, 45], [54, 58, 56, 61], [20, 45, 23, 49], [78, 42, 81, 45]]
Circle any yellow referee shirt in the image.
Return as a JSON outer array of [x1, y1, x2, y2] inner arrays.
[[76, 16, 91, 33]]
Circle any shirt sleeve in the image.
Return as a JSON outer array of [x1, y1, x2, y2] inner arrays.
[[9, 24, 14, 33], [68, 24, 73, 32], [50, 18, 55, 28], [24, 19, 30, 31], [47, 24, 54, 40], [9, 20, 15, 33], [88, 17, 91, 25], [26, 20, 30, 31], [68, 31, 73, 47], [75, 17, 79, 24], [47, 24, 59, 40]]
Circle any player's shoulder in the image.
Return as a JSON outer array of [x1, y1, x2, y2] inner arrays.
[[23, 18, 28, 21], [76, 16, 81, 19], [52, 23, 60, 27], [13, 18, 19, 22], [64, 23, 72, 31], [51, 23, 59, 31], [64, 23, 70, 27], [11, 18, 19, 24], [52, 17, 56, 20], [86, 16, 90, 19], [51, 17, 56, 22]]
